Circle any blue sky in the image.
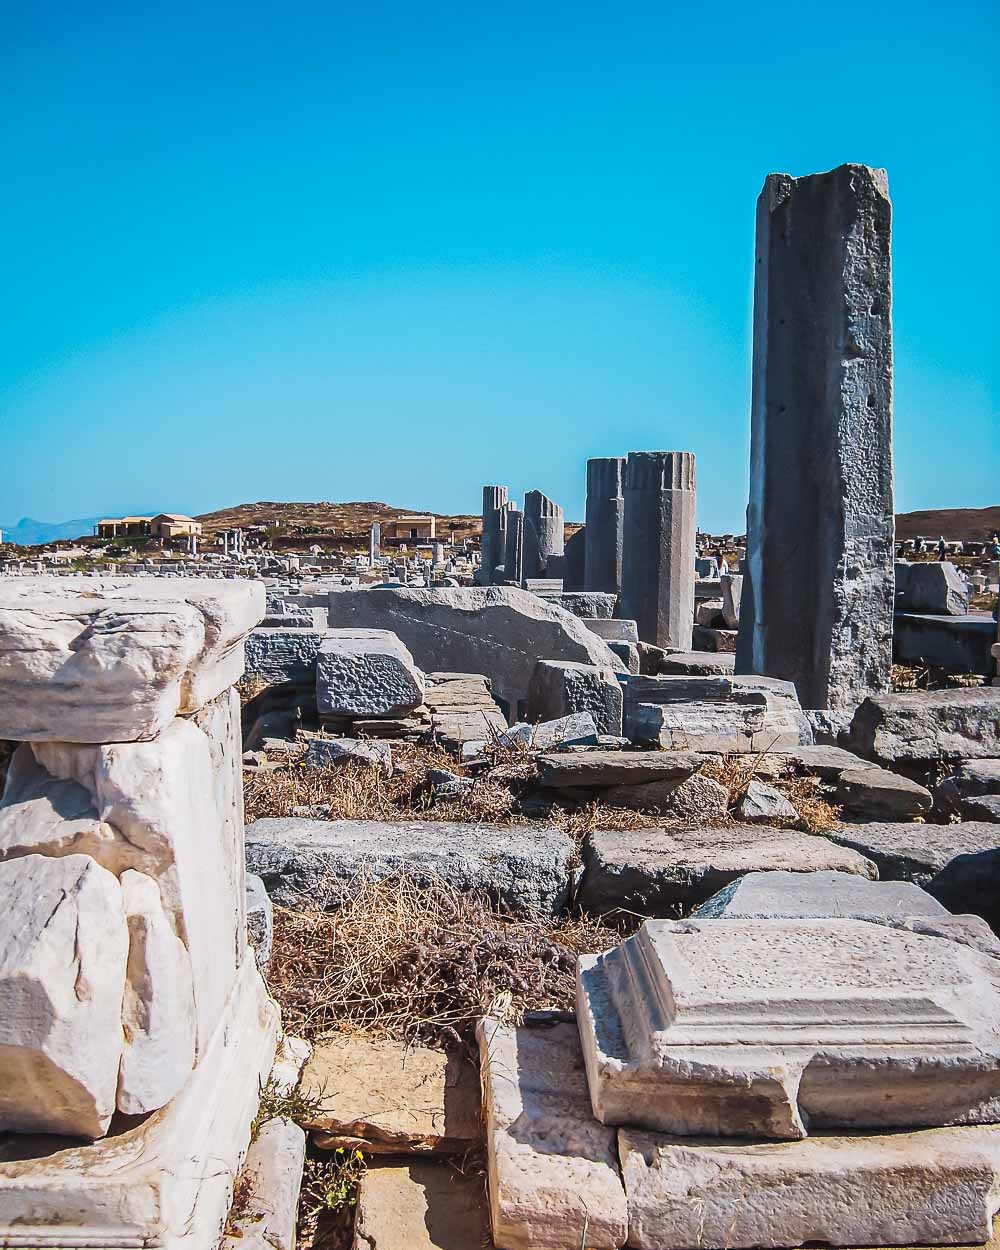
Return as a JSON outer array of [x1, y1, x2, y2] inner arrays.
[[1, 0, 996, 531]]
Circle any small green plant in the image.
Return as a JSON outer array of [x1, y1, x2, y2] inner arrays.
[[304, 1148, 366, 1218], [251, 1073, 328, 1138]]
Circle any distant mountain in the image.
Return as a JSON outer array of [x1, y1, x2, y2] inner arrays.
[[0, 517, 101, 546]]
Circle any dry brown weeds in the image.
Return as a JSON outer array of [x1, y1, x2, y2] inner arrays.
[[265, 870, 618, 1051]]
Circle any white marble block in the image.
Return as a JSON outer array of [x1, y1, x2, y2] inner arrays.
[[619, 1125, 1000, 1249], [577, 918, 1000, 1139], [4, 708, 244, 1056], [477, 1016, 627, 1250], [117, 869, 197, 1115], [0, 577, 264, 741], [0, 854, 128, 1139]]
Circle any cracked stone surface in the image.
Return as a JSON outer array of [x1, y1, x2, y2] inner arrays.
[[0, 577, 264, 741]]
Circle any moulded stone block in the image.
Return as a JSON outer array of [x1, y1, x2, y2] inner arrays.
[[0, 577, 264, 741], [577, 918, 1000, 1140], [618, 1124, 1000, 1250]]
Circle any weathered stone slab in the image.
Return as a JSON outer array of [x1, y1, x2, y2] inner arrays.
[[659, 651, 735, 676], [580, 617, 637, 642], [0, 853, 128, 1139], [245, 818, 573, 916], [325, 586, 623, 714], [302, 1037, 479, 1154], [498, 712, 598, 750], [764, 743, 879, 778], [844, 688, 1000, 763], [304, 736, 393, 771], [736, 164, 894, 710], [316, 629, 425, 719], [0, 577, 264, 741], [577, 918, 1000, 1138], [352, 1160, 493, 1250], [578, 826, 875, 917], [536, 590, 618, 619], [835, 766, 933, 820], [735, 777, 798, 822], [245, 628, 327, 685], [618, 1125, 1000, 1250], [602, 772, 729, 818], [537, 750, 703, 789], [897, 561, 970, 615], [937, 759, 1000, 816], [827, 821, 1000, 884], [528, 660, 623, 736], [477, 1017, 627, 1250], [625, 674, 811, 752], [693, 870, 950, 923]]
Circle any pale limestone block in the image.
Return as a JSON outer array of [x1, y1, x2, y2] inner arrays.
[[0, 853, 127, 1139], [316, 628, 426, 718], [352, 1160, 494, 1250], [477, 1017, 627, 1250], [0, 956, 279, 1249], [0, 577, 264, 741], [619, 1124, 1000, 1249], [577, 918, 1000, 1140], [302, 1036, 480, 1154], [117, 869, 196, 1116]]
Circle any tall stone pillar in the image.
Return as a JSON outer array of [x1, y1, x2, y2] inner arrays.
[[584, 457, 625, 593], [736, 164, 894, 710], [481, 486, 508, 586], [369, 522, 381, 564], [620, 451, 696, 649], [504, 506, 524, 585], [522, 491, 565, 581]]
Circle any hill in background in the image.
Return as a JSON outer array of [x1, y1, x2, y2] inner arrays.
[[0, 516, 102, 546], [895, 506, 1000, 543]]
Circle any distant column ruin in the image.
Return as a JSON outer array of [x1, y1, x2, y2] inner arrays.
[[736, 163, 894, 710], [481, 486, 508, 586], [503, 505, 524, 585], [620, 451, 696, 649], [584, 457, 625, 594], [522, 491, 565, 581]]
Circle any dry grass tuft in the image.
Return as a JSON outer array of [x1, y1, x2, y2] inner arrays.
[[244, 740, 542, 827], [237, 674, 271, 707], [265, 870, 618, 1051], [778, 772, 842, 834]]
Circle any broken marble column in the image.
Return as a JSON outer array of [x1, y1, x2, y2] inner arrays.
[[620, 451, 696, 649], [736, 164, 894, 710], [368, 522, 380, 564], [481, 485, 508, 586], [563, 526, 586, 591], [504, 505, 524, 586], [585, 457, 625, 594], [0, 577, 279, 1248], [522, 490, 565, 581]]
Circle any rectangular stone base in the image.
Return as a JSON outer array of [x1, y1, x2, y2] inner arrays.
[[620, 1125, 1000, 1249], [0, 957, 279, 1248]]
